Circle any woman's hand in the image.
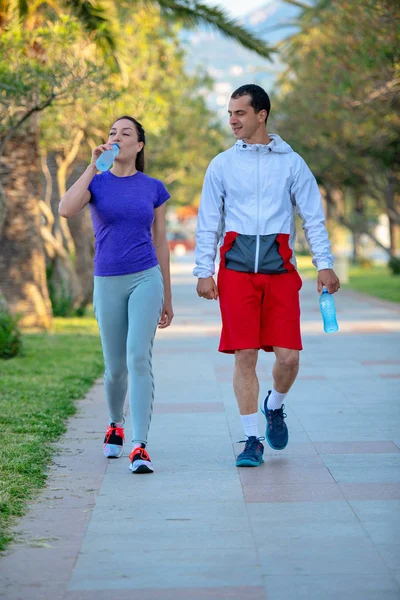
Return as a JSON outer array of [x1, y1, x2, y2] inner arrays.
[[90, 144, 113, 167], [158, 299, 174, 329]]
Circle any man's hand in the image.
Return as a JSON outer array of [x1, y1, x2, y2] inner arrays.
[[318, 269, 340, 294], [197, 276, 219, 300]]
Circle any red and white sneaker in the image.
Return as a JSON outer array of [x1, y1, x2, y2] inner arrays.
[[103, 423, 125, 458], [129, 444, 154, 474]]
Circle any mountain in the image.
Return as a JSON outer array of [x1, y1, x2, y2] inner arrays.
[[182, 0, 300, 121]]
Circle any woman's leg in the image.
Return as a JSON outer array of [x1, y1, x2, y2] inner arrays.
[[126, 266, 164, 445], [94, 276, 129, 425]]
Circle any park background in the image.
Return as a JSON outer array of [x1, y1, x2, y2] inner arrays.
[[0, 0, 399, 552]]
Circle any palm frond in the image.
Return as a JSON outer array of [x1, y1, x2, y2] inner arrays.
[[282, 0, 310, 9], [62, 0, 116, 53], [142, 0, 274, 59], [18, 0, 28, 18], [257, 19, 298, 35]]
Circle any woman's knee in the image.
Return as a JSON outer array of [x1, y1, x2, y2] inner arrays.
[[105, 366, 128, 383], [128, 350, 151, 376]]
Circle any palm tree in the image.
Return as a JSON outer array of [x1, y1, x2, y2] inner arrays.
[[0, 1, 273, 329], [1, 0, 272, 58]]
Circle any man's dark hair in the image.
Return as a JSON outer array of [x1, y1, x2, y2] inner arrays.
[[231, 84, 271, 124], [114, 115, 146, 172]]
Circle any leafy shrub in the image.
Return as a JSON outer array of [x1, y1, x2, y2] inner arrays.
[[388, 257, 400, 275], [46, 264, 75, 317], [0, 306, 23, 359]]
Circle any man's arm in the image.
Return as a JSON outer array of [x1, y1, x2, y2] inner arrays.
[[194, 158, 225, 300], [291, 157, 340, 294]]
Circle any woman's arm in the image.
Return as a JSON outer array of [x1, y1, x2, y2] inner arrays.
[[58, 143, 113, 219], [152, 203, 173, 329]]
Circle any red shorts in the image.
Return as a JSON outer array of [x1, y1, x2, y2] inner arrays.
[[217, 267, 303, 354]]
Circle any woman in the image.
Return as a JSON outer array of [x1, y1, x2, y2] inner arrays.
[[59, 116, 173, 474]]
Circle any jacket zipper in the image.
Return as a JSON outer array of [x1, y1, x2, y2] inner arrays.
[[254, 146, 260, 273]]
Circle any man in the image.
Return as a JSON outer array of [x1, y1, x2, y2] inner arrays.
[[194, 84, 340, 467]]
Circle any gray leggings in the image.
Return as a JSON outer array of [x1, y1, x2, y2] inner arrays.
[[93, 266, 164, 444]]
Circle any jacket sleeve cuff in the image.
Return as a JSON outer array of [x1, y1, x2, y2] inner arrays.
[[193, 266, 215, 278], [317, 260, 334, 271]]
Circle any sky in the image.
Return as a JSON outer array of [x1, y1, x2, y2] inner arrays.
[[206, 0, 268, 18]]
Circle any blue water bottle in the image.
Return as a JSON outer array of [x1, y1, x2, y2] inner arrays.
[[319, 286, 339, 333], [95, 143, 120, 172]]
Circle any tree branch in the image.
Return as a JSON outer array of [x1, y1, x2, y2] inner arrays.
[[0, 93, 56, 156], [346, 78, 400, 108]]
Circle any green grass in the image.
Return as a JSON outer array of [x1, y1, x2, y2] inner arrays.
[[0, 315, 103, 551], [296, 256, 400, 303]]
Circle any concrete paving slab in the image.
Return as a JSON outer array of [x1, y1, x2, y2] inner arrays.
[[68, 547, 263, 591], [257, 537, 390, 575], [64, 588, 266, 600], [321, 453, 400, 483], [375, 544, 400, 572], [263, 574, 400, 600], [1, 257, 400, 600]]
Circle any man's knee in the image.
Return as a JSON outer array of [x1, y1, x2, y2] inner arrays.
[[235, 349, 258, 372], [275, 349, 299, 370]]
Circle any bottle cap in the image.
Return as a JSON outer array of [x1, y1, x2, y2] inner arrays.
[[112, 143, 120, 149]]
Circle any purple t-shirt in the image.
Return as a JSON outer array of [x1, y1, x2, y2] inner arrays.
[[88, 170, 170, 276]]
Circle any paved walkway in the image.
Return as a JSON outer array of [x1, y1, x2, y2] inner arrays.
[[1, 257, 400, 600]]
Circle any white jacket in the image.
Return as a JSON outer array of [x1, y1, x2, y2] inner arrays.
[[194, 134, 333, 278]]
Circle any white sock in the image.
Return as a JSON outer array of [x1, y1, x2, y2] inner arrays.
[[267, 388, 287, 410], [240, 412, 260, 438]]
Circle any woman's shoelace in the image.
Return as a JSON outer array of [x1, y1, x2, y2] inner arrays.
[[105, 425, 125, 444], [130, 447, 151, 461]]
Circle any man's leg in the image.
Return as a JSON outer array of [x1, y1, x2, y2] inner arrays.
[[216, 267, 264, 465], [234, 349, 264, 467], [261, 347, 299, 450], [234, 348, 259, 415], [268, 346, 300, 408]]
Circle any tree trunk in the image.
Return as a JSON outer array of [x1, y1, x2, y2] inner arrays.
[[384, 172, 398, 254], [0, 177, 7, 237], [325, 186, 394, 259], [352, 232, 360, 262], [352, 193, 364, 262], [67, 161, 94, 307], [43, 151, 83, 314], [0, 121, 52, 329]]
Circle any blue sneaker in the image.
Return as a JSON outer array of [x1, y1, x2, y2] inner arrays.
[[262, 391, 289, 450], [236, 436, 265, 467]]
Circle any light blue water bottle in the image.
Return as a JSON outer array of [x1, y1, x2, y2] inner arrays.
[[319, 286, 339, 333], [95, 143, 120, 172]]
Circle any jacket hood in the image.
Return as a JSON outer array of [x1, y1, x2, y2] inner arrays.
[[235, 134, 293, 154]]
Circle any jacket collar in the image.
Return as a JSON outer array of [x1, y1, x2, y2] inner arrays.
[[235, 138, 275, 152]]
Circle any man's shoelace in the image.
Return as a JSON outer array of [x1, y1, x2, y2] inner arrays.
[[268, 406, 287, 430], [104, 425, 125, 444], [237, 437, 265, 452]]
